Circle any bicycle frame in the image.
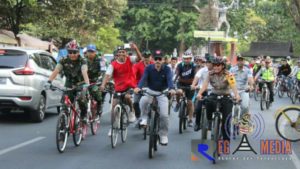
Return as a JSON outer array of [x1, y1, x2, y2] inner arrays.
[[62, 94, 81, 135]]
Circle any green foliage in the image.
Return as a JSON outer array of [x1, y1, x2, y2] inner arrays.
[[95, 25, 123, 53]]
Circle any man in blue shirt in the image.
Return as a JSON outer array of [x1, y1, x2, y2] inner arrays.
[[134, 53, 176, 145]]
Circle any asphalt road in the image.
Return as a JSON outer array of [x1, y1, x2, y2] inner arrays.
[[0, 93, 300, 169]]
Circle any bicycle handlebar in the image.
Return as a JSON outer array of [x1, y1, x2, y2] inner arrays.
[[139, 89, 169, 97]]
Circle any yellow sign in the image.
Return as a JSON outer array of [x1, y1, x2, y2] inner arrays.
[[194, 31, 225, 38]]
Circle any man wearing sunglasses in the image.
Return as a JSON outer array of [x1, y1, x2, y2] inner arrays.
[[134, 53, 176, 145], [175, 53, 196, 127], [101, 43, 142, 136], [48, 40, 90, 121], [85, 44, 103, 114], [132, 50, 154, 123]]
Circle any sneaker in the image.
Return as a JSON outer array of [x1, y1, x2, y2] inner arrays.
[[128, 112, 136, 123], [139, 118, 147, 127], [194, 124, 201, 131], [160, 135, 168, 146], [108, 129, 112, 137], [188, 120, 193, 127], [174, 103, 180, 112], [134, 118, 142, 128]]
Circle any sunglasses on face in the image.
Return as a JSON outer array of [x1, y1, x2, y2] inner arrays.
[[154, 57, 162, 61], [213, 63, 222, 67], [68, 51, 78, 54], [87, 50, 95, 53]]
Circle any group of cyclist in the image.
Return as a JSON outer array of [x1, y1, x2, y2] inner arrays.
[[46, 39, 300, 149]]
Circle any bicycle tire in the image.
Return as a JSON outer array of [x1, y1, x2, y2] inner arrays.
[[149, 110, 156, 159], [91, 102, 100, 135], [266, 91, 270, 110], [212, 115, 221, 164], [121, 108, 128, 143], [291, 92, 297, 104], [275, 108, 300, 142], [260, 90, 266, 111], [179, 101, 186, 134], [201, 108, 208, 140], [278, 85, 284, 98], [56, 112, 68, 153], [72, 113, 82, 147], [111, 105, 121, 148]]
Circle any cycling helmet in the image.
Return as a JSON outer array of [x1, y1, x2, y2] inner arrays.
[[287, 56, 291, 60], [237, 55, 244, 61], [212, 57, 226, 65], [116, 45, 125, 51], [66, 40, 80, 51], [142, 50, 152, 57], [182, 52, 192, 59]]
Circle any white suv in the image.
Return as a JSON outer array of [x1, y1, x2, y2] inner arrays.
[[0, 47, 64, 122]]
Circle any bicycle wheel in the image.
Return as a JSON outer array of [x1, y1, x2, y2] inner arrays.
[[91, 102, 100, 135], [275, 107, 300, 142], [56, 112, 68, 153], [200, 108, 208, 140], [178, 101, 186, 134], [278, 85, 284, 98], [266, 91, 270, 110], [254, 85, 260, 101], [121, 108, 129, 143], [260, 90, 266, 111], [291, 92, 297, 104], [81, 122, 88, 140], [111, 105, 121, 148], [149, 111, 156, 159], [211, 114, 221, 164], [72, 113, 82, 146]]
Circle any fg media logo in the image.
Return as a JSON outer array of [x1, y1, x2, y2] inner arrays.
[[191, 113, 292, 162]]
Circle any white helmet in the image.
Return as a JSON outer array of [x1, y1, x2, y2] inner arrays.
[[182, 52, 193, 59]]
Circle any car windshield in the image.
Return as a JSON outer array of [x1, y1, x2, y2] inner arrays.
[[0, 50, 28, 68]]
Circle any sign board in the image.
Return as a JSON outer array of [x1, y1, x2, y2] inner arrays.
[[194, 31, 225, 38]]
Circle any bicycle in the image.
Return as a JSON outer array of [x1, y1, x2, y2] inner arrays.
[[47, 85, 84, 153], [210, 95, 234, 164], [260, 81, 271, 111], [253, 81, 261, 101], [177, 86, 191, 134], [277, 75, 291, 98], [275, 105, 300, 142], [110, 89, 133, 148], [290, 79, 300, 104], [139, 89, 169, 159], [81, 82, 113, 139]]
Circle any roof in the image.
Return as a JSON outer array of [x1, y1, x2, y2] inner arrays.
[[242, 42, 294, 57]]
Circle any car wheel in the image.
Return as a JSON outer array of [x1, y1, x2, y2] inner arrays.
[[31, 95, 46, 122]]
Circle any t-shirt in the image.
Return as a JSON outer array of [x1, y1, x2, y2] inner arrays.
[[229, 66, 252, 90], [176, 62, 196, 86]]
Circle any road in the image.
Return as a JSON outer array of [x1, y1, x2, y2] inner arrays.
[[0, 93, 300, 169]]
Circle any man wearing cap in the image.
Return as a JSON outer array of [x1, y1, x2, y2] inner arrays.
[[290, 60, 300, 85], [230, 56, 254, 115], [134, 53, 176, 145], [100, 43, 142, 136], [255, 56, 276, 104], [175, 52, 196, 127], [132, 50, 154, 122], [191, 55, 214, 131], [86, 44, 103, 114]]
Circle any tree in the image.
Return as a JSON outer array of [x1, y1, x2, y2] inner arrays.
[[0, 0, 37, 38], [285, 0, 300, 30], [95, 24, 123, 53]]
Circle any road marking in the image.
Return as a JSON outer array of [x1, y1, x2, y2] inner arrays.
[[290, 149, 300, 169], [0, 137, 45, 156]]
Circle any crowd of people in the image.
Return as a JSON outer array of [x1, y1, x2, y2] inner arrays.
[[46, 39, 300, 146]]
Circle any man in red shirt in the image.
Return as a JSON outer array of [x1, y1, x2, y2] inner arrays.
[[133, 50, 154, 121], [101, 43, 142, 136]]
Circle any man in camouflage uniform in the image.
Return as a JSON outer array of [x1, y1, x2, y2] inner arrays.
[[48, 40, 90, 120], [86, 44, 103, 113]]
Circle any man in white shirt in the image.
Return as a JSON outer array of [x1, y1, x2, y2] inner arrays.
[[191, 56, 213, 131]]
